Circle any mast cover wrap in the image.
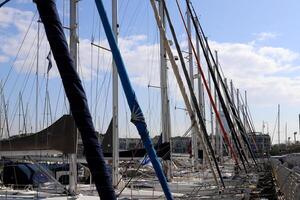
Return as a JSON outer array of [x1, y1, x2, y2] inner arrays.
[[34, 0, 116, 199]]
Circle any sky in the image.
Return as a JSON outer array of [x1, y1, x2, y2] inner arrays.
[[0, 0, 300, 144]]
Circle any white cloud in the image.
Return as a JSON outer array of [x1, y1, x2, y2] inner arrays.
[[0, 55, 9, 63], [209, 41, 300, 106], [254, 32, 279, 41]]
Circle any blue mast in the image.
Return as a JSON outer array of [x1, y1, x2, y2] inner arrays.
[[94, 1, 173, 200]]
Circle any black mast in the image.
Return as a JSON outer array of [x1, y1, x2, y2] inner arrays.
[[34, 0, 116, 199]]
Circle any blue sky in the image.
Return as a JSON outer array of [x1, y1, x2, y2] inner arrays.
[[0, 0, 300, 144]]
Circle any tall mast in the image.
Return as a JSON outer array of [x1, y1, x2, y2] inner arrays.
[[196, 20, 205, 165], [112, 0, 119, 187], [285, 122, 287, 145], [298, 114, 300, 143], [214, 51, 219, 158], [278, 104, 280, 144], [159, 0, 172, 179], [237, 88, 240, 117], [244, 90, 248, 132], [208, 63, 214, 158], [187, 0, 198, 171], [69, 0, 78, 195], [36, 19, 39, 132]]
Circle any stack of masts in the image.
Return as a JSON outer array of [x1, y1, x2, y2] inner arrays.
[[156, 0, 259, 180], [188, 1, 257, 166]]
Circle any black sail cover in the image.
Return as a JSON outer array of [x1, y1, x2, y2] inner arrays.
[[33, 0, 116, 199]]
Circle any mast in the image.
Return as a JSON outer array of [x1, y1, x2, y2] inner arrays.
[[208, 62, 214, 157], [244, 90, 248, 132], [159, 0, 172, 180], [278, 104, 280, 144], [187, 0, 198, 171], [36, 19, 39, 132], [69, 0, 78, 194], [35, 0, 117, 198], [112, 0, 119, 187], [214, 51, 219, 158], [196, 20, 205, 165], [285, 122, 287, 145]]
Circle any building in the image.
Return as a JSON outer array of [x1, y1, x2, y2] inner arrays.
[[248, 132, 271, 157]]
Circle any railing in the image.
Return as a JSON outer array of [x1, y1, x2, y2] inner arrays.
[[271, 158, 300, 200]]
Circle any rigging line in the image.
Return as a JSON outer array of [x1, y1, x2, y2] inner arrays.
[[7, 31, 45, 133], [100, 65, 112, 133], [0, 0, 11, 8], [185, 1, 251, 169], [7, 31, 38, 101], [172, 0, 238, 166], [121, 1, 143, 37], [54, 84, 62, 119], [151, 0, 221, 188], [2, 10, 37, 89], [192, 17, 258, 169]]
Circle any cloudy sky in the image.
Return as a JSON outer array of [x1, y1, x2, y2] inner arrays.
[[0, 0, 300, 144]]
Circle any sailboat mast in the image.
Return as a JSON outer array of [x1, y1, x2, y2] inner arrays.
[[187, 0, 198, 171], [278, 104, 280, 144], [112, 0, 119, 187], [36, 20, 39, 132], [196, 21, 205, 165], [69, 0, 78, 195], [159, 0, 172, 180], [214, 51, 219, 159]]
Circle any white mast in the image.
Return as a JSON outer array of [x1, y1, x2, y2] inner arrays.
[[69, 0, 78, 195], [112, 0, 119, 187], [244, 90, 248, 132], [208, 63, 214, 160], [278, 104, 280, 144], [196, 21, 205, 165], [36, 20, 39, 132], [159, 0, 172, 180], [214, 51, 219, 159], [187, 0, 198, 171]]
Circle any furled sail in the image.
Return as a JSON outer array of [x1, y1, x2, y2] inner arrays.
[[34, 0, 116, 199]]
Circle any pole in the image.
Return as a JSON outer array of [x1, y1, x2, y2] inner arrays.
[[244, 91, 248, 132], [36, 20, 39, 132], [214, 51, 219, 159], [186, 0, 198, 171], [159, 0, 172, 179], [69, 0, 78, 195], [285, 122, 287, 145], [208, 63, 214, 157], [196, 20, 205, 165], [278, 104, 280, 144], [112, 0, 119, 187]]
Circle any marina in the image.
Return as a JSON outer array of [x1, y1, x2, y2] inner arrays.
[[0, 0, 300, 199]]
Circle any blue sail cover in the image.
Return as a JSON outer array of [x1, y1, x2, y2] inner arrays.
[[33, 0, 116, 199], [94, 0, 173, 200]]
